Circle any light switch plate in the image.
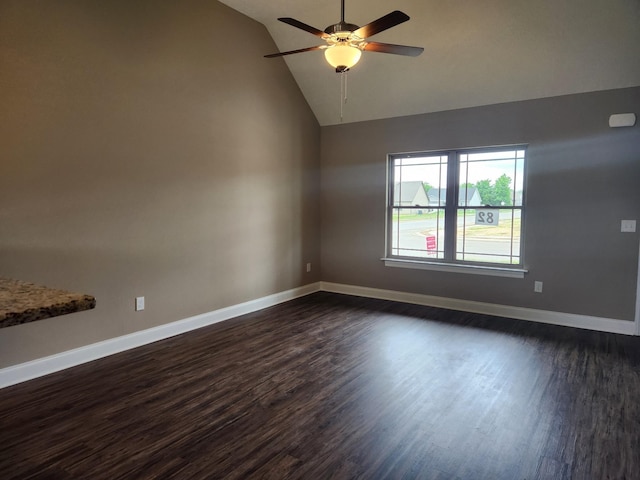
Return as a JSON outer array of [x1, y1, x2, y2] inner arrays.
[[135, 296, 145, 311], [621, 220, 636, 233]]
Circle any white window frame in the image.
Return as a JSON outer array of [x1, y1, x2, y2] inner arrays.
[[383, 145, 528, 278]]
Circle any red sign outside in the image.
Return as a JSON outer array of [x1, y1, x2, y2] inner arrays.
[[426, 235, 437, 254]]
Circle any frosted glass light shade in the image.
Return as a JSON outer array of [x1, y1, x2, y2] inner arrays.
[[324, 45, 362, 69]]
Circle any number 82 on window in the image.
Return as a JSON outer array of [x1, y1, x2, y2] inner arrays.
[[475, 208, 500, 226]]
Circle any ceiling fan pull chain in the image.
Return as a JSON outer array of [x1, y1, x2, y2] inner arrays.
[[344, 71, 348, 104], [339, 70, 350, 122], [340, 72, 344, 121]]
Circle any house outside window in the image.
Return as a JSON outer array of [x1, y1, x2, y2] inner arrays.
[[386, 146, 526, 273]]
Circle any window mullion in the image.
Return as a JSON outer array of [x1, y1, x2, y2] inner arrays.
[[444, 152, 458, 261]]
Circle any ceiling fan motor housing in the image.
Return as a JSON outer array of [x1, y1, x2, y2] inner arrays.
[[324, 22, 359, 35]]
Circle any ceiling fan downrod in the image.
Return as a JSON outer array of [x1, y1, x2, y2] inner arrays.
[[324, 0, 359, 36]]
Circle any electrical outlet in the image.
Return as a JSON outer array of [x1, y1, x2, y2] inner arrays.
[[534, 281, 543, 293], [135, 296, 145, 311], [621, 220, 636, 233], [306, 263, 311, 273]]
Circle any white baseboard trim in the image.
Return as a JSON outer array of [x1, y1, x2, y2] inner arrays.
[[0, 282, 321, 389], [2, 279, 635, 389], [320, 282, 637, 336]]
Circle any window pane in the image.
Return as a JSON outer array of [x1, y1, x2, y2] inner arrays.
[[391, 207, 445, 259], [459, 150, 524, 207], [513, 157, 524, 207], [456, 208, 522, 264], [393, 155, 448, 207]]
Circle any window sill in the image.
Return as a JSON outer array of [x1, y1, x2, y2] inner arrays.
[[381, 258, 527, 278]]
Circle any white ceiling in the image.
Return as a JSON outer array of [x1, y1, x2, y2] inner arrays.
[[220, 0, 640, 126]]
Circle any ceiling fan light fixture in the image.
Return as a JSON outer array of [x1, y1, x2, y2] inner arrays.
[[324, 44, 362, 71]]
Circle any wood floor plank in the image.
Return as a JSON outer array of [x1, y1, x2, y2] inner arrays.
[[1, 292, 639, 479]]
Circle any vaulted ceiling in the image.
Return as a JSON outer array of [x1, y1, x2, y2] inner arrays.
[[220, 0, 640, 126]]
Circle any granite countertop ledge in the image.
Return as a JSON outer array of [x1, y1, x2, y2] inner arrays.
[[0, 278, 96, 329]]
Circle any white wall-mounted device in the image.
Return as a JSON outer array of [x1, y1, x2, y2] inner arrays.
[[608, 113, 636, 128], [135, 296, 145, 311]]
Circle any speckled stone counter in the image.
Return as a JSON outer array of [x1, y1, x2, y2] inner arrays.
[[0, 278, 96, 328]]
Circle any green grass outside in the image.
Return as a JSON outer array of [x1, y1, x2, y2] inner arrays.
[[464, 217, 521, 237], [393, 211, 441, 221]]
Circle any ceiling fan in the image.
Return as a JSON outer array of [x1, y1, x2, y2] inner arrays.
[[264, 0, 424, 73]]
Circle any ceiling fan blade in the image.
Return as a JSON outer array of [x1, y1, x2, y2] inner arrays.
[[363, 42, 424, 57], [353, 11, 410, 39], [264, 45, 326, 58], [278, 17, 328, 38]]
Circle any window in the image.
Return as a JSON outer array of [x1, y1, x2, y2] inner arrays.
[[386, 146, 526, 274]]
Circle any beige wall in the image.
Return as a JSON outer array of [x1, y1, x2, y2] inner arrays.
[[0, 0, 320, 367], [320, 88, 640, 321]]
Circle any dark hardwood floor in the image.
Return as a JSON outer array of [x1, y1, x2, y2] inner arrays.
[[1, 292, 639, 479]]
